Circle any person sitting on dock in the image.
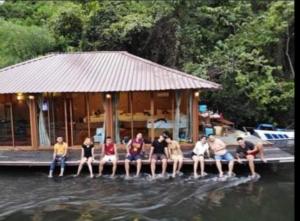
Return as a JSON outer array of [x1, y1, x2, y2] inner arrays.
[[149, 135, 169, 178], [236, 137, 267, 178], [207, 134, 234, 178], [74, 137, 94, 178], [48, 137, 68, 178], [192, 135, 210, 178], [98, 136, 118, 178], [166, 136, 183, 178], [124, 133, 144, 178]]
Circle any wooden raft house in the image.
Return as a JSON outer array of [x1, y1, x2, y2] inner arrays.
[[0, 51, 294, 167]]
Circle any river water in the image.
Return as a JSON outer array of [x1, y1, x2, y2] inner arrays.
[[0, 164, 294, 221]]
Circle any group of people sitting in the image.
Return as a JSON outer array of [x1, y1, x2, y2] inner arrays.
[[48, 132, 266, 179]]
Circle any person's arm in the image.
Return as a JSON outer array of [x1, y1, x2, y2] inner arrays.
[[236, 148, 242, 163], [165, 147, 169, 159], [126, 140, 132, 156], [114, 144, 118, 160], [53, 146, 57, 160], [62, 143, 68, 157], [205, 145, 210, 158], [81, 147, 84, 159], [149, 146, 154, 161], [101, 144, 105, 158], [91, 146, 95, 161]]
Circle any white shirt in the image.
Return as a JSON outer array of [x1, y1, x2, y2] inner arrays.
[[193, 141, 209, 155]]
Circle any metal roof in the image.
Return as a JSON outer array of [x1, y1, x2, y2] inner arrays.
[[0, 51, 221, 93]]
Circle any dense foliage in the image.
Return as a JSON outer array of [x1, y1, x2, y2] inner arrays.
[[0, 0, 294, 127]]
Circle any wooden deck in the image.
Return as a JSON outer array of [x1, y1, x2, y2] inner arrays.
[[0, 146, 294, 167]]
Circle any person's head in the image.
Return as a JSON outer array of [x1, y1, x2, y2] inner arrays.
[[207, 134, 215, 142], [105, 136, 113, 144], [162, 130, 170, 139], [199, 135, 207, 143], [84, 137, 92, 145], [56, 137, 63, 144], [236, 137, 245, 146], [158, 135, 165, 142], [165, 136, 172, 143], [136, 133, 143, 140]]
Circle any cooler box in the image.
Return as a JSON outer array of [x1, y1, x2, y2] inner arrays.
[[199, 105, 207, 113], [204, 127, 214, 136]]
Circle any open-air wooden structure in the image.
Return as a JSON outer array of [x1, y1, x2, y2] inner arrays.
[[0, 51, 221, 149]]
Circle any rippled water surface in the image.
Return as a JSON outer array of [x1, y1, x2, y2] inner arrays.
[[0, 164, 294, 221]]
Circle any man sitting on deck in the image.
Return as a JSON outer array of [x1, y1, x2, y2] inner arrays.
[[48, 137, 68, 178], [207, 134, 235, 178], [125, 133, 144, 178], [236, 137, 267, 178], [149, 135, 169, 178]]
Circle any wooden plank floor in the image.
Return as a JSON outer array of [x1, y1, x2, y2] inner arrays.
[[0, 146, 294, 166]]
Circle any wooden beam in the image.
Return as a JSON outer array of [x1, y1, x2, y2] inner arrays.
[[85, 93, 91, 138], [69, 98, 74, 147], [192, 91, 199, 143], [28, 97, 39, 149], [47, 94, 51, 144], [129, 92, 133, 139], [105, 93, 114, 138], [9, 95, 15, 147], [150, 92, 154, 141], [64, 96, 69, 144]]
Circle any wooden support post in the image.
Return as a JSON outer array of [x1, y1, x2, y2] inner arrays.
[[105, 93, 114, 138], [192, 91, 200, 143], [64, 96, 69, 144], [129, 92, 133, 139], [85, 93, 91, 138], [9, 95, 15, 147], [150, 92, 154, 141], [69, 98, 74, 147], [28, 97, 39, 149], [47, 94, 51, 143]]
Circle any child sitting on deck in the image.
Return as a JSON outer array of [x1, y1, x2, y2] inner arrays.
[[74, 137, 95, 178], [48, 137, 68, 178], [98, 136, 118, 178]]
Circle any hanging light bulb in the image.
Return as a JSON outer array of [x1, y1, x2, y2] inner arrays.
[[16, 93, 24, 101]]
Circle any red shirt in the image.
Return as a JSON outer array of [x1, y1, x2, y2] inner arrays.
[[104, 143, 115, 155], [129, 139, 144, 155]]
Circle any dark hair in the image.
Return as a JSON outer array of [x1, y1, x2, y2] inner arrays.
[[162, 130, 170, 138], [106, 136, 112, 140], [199, 135, 207, 140], [236, 137, 244, 141]]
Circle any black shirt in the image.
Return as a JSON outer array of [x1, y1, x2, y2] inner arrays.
[[152, 140, 167, 154], [82, 144, 94, 158], [236, 141, 254, 156]]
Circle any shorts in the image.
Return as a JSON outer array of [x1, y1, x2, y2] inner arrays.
[[151, 154, 167, 160], [170, 155, 183, 161], [126, 154, 142, 161], [247, 150, 259, 157], [102, 155, 117, 162], [214, 152, 234, 161]]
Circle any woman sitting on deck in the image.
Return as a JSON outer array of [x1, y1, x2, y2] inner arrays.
[[74, 137, 94, 178], [165, 136, 183, 178], [98, 136, 118, 178], [192, 135, 210, 178]]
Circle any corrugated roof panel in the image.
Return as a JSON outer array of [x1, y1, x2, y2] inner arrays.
[[0, 51, 221, 93]]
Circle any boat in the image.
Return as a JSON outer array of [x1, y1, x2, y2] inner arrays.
[[253, 123, 294, 147]]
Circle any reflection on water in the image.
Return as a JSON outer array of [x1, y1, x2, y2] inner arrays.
[[0, 164, 294, 221]]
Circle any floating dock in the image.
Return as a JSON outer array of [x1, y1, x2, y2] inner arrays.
[[0, 146, 294, 167]]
